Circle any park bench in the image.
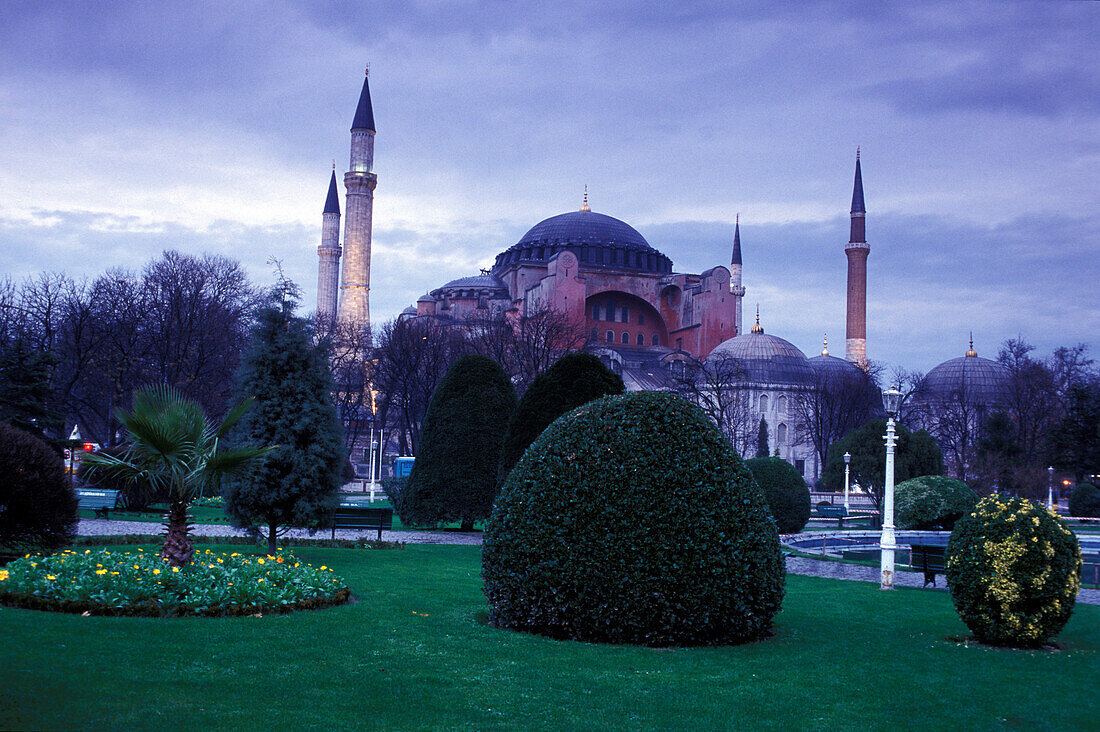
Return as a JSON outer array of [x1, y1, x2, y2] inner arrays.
[[815, 503, 848, 528], [909, 544, 947, 588], [1082, 561, 1099, 590], [75, 488, 122, 519], [330, 506, 393, 541]]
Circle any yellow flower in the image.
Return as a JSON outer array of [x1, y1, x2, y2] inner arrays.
[[110, 571, 119, 575], [153, 569, 161, 575], [133, 564, 140, 570], [257, 558, 265, 565], [96, 569, 107, 575], [320, 566, 328, 571], [0, 570, 8, 581], [294, 563, 300, 567], [172, 567, 180, 573], [96, 564, 102, 568], [217, 558, 223, 563], [84, 550, 91, 554]]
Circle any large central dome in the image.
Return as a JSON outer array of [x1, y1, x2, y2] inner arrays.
[[493, 209, 672, 274]]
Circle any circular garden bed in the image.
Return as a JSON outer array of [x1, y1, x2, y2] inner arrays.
[[0, 547, 350, 617]]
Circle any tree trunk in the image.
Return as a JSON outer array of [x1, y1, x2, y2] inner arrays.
[[160, 499, 194, 566], [460, 518, 475, 532], [267, 520, 278, 555]]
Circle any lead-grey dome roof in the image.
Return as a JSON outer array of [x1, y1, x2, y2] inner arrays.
[[439, 274, 507, 290], [916, 352, 1010, 407], [707, 330, 815, 386]]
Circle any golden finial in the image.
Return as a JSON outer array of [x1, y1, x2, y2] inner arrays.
[[580, 185, 590, 212], [966, 332, 977, 358], [822, 333, 829, 357], [751, 305, 763, 334], [365, 63, 370, 77]]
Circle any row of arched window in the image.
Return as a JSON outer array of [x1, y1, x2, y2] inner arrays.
[[757, 393, 788, 415], [590, 329, 660, 346]]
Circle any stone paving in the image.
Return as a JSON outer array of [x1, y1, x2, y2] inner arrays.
[[76, 519, 1099, 605]]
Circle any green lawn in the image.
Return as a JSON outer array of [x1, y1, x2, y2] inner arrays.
[[1, 544, 1097, 731]]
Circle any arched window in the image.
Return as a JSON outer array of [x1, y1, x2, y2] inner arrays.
[[636, 333, 644, 345], [777, 395, 787, 414], [590, 328, 598, 341], [777, 423, 788, 445], [621, 332, 630, 344], [606, 330, 614, 343], [759, 394, 769, 413], [652, 334, 660, 346]]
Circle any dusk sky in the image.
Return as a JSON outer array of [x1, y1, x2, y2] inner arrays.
[[1, 1, 1097, 373]]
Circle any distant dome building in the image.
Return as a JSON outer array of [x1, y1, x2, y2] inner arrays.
[[914, 339, 1010, 409]]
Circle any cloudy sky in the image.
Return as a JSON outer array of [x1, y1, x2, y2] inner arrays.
[[1, 1, 1097, 372]]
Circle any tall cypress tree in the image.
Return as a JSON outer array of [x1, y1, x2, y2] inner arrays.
[[225, 286, 345, 553], [402, 354, 516, 531], [756, 416, 770, 458]]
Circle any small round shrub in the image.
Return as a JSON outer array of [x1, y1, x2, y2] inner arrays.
[[498, 352, 624, 485], [483, 391, 785, 647], [895, 475, 979, 530], [0, 423, 78, 554], [744, 457, 811, 534], [1068, 483, 1100, 518], [946, 495, 1081, 647]]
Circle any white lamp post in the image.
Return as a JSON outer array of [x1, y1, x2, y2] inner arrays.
[[369, 440, 379, 501], [1047, 466, 1055, 510], [880, 387, 902, 591], [843, 451, 851, 513]]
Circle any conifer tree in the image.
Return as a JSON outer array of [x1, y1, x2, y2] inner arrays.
[[225, 283, 345, 553], [756, 416, 770, 458], [402, 354, 516, 531]]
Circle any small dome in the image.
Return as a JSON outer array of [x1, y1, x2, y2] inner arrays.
[[401, 305, 417, 315], [417, 294, 435, 303], [917, 351, 1010, 408], [809, 354, 884, 411], [439, 274, 508, 291], [707, 330, 815, 386]]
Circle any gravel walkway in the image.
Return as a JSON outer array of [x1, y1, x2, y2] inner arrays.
[[76, 519, 1099, 605]]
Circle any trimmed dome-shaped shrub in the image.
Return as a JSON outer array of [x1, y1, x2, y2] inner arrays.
[[497, 352, 624, 486], [483, 391, 785, 646], [1068, 483, 1100, 518], [744, 456, 811, 534], [0, 423, 78, 554], [403, 355, 517, 531], [946, 495, 1081, 647], [895, 475, 978, 530]]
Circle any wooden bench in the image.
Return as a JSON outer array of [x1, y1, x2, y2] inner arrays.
[[75, 488, 122, 519], [330, 506, 393, 541], [815, 504, 848, 528], [1081, 562, 1099, 590], [909, 544, 947, 588]]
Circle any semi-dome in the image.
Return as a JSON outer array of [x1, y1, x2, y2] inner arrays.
[[707, 325, 815, 386], [917, 342, 1010, 407], [437, 273, 508, 291], [492, 208, 673, 274]]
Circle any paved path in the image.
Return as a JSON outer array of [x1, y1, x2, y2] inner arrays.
[[77, 519, 1099, 605]]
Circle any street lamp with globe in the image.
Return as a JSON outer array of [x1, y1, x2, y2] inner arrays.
[[880, 387, 902, 590], [843, 451, 852, 513]]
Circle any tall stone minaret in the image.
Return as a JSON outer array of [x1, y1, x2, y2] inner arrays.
[[316, 165, 342, 320], [338, 68, 377, 326], [845, 148, 869, 364], [730, 213, 745, 335]]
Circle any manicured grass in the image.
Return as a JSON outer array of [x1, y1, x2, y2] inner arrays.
[[1, 544, 1097, 731]]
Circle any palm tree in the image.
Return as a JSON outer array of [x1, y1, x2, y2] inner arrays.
[[83, 385, 271, 566]]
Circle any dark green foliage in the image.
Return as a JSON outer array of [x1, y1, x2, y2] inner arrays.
[[744, 456, 811, 534], [497, 352, 623, 485], [483, 391, 785, 646], [77, 445, 155, 511], [0, 422, 78, 553], [225, 295, 345, 554], [822, 418, 944, 509], [403, 355, 517, 530], [947, 495, 1081, 647], [0, 340, 61, 440], [895, 475, 979, 530], [1051, 383, 1100, 482], [756, 416, 769, 458], [1069, 483, 1100, 518]]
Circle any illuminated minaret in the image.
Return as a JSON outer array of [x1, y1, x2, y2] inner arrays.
[[845, 148, 869, 364], [730, 213, 745, 335], [316, 165, 342, 320], [338, 67, 377, 326]]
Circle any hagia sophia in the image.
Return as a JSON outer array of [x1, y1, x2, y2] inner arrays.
[[316, 71, 1010, 482]]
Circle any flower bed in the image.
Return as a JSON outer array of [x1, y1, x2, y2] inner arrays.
[[0, 547, 350, 617]]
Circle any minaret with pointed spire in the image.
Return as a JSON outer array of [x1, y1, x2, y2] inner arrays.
[[844, 148, 869, 364], [730, 213, 746, 334], [338, 66, 377, 327], [316, 165, 343, 319]]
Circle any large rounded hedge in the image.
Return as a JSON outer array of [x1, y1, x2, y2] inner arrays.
[[497, 352, 624, 486], [946, 495, 1081, 647], [403, 355, 517, 531], [744, 457, 811, 534], [483, 390, 785, 647], [1068, 483, 1100, 518], [895, 475, 978, 530], [0, 423, 78, 554]]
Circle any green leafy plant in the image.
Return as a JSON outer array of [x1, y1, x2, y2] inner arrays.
[[0, 547, 348, 616], [946, 495, 1081, 647], [1068, 483, 1100, 518], [0, 422, 78, 554], [81, 386, 271, 566], [744, 456, 811, 534], [483, 390, 785, 646], [895, 475, 979, 530]]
